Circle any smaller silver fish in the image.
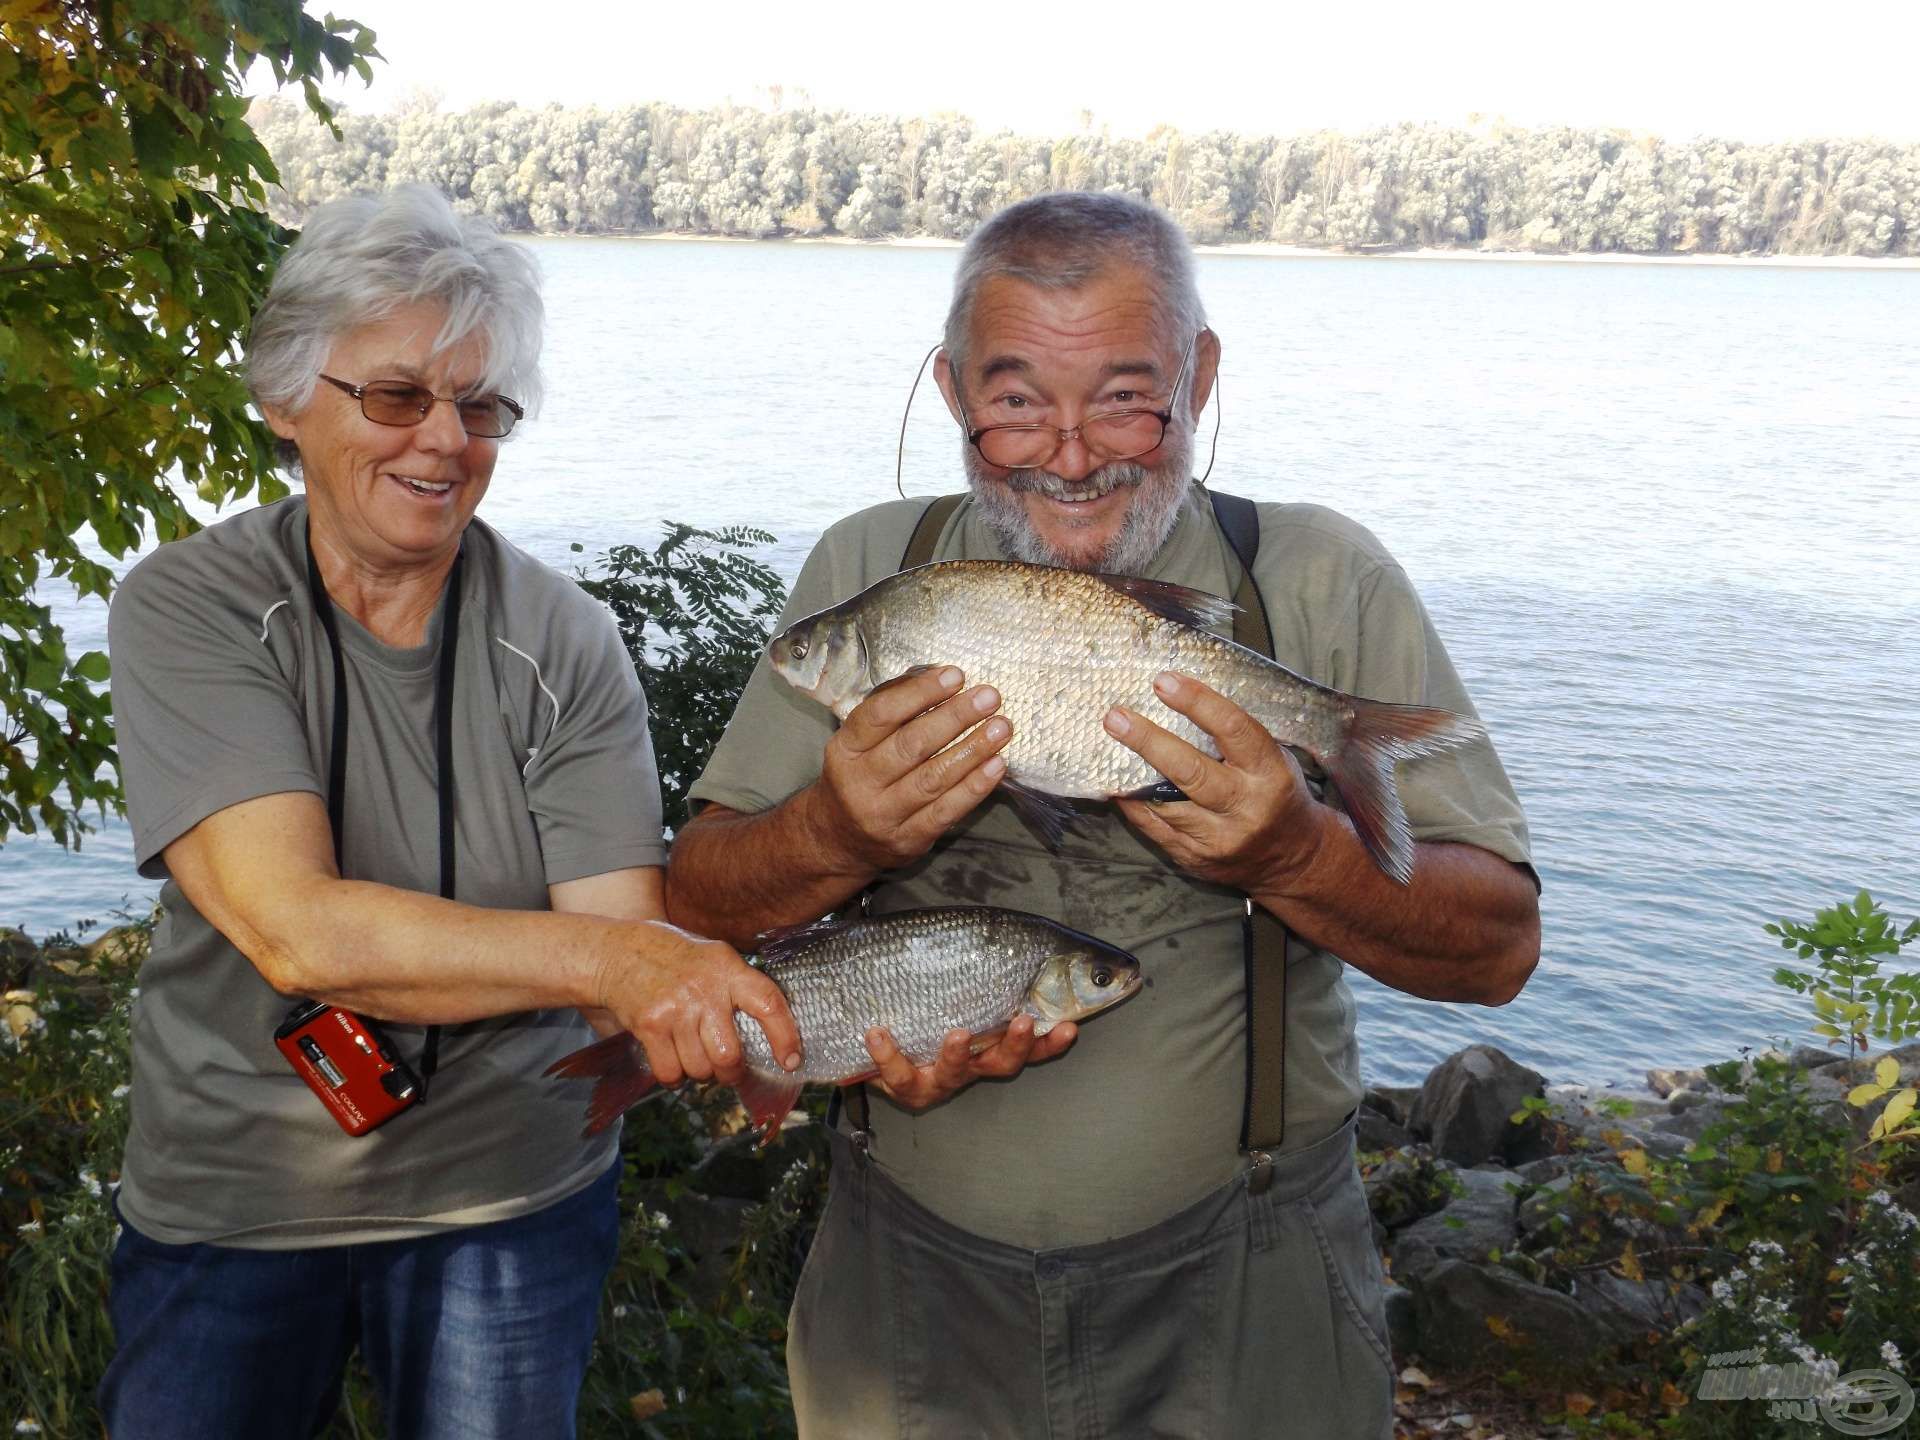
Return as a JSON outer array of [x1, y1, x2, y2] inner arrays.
[[546, 906, 1142, 1144]]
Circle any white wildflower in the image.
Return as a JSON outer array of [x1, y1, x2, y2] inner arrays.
[[16, 1420, 45, 1435], [612, 1304, 628, 1319], [39, 997, 59, 1014], [649, 1210, 671, 1231], [111, 1084, 130, 1100], [15, 1221, 40, 1236], [1710, 1279, 1734, 1303], [1882, 1342, 1904, 1372], [78, 1168, 102, 1198]]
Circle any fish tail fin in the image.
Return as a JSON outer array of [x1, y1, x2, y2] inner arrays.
[[1324, 698, 1486, 885], [736, 1070, 805, 1148], [545, 1033, 658, 1137]]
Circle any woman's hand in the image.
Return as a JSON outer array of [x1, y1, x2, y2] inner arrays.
[[594, 922, 802, 1089]]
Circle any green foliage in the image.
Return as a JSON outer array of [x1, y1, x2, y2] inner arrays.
[[1, 915, 142, 1437], [1768, 890, 1920, 1057], [576, 523, 788, 830], [1492, 896, 1920, 1437], [0, 0, 377, 847]]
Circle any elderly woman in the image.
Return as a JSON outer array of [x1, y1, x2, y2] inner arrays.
[[98, 185, 799, 1438]]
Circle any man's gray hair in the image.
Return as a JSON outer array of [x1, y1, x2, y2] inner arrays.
[[943, 192, 1206, 378], [246, 184, 544, 442]]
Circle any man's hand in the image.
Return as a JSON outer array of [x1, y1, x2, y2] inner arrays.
[[595, 923, 803, 1090], [860, 1016, 1080, 1111], [807, 666, 1012, 871], [1106, 670, 1326, 894]]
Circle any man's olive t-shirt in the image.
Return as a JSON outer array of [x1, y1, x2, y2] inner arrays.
[[689, 487, 1532, 1250], [108, 497, 665, 1248]]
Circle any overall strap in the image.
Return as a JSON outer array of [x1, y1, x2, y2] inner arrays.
[[1208, 490, 1291, 1163], [901, 493, 964, 570]]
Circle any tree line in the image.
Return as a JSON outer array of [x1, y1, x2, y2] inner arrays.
[[251, 95, 1920, 256]]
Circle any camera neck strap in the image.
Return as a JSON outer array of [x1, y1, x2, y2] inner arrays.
[[303, 522, 464, 1095]]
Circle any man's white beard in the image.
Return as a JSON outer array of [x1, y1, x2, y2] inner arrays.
[[962, 430, 1193, 576]]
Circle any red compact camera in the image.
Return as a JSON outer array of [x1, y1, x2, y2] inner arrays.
[[274, 1001, 423, 1136]]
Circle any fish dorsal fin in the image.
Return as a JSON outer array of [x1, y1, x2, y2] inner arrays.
[[750, 915, 854, 966], [1095, 574, 1238, 632]]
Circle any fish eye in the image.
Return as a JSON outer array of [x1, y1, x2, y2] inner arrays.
[[788, 637, 809, 659], [1092, 967, 1113, 988]]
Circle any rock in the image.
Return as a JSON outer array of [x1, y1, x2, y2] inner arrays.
[[1389, 1167, 1522, 1286], [1383, 1282, 1418, 1360], [1356, 1109, 1413, 1153], [654, 1189, 755, 1306], [1409, 1260, 1615, 1377], [0, 928, 36, 989], [1364, 1083, 1422, 1128], [1666, 1087, 1714, 1113], [1516, 1155, 1570, 1185], [1650, 1100, 1732, 1143], [85, 924, 148, 972], [4, 989, 43, 1044], [1579, 1271, 1708, 1342], [1789, 1044, 1849, 1070], [1410, 1045, 1548, 1167], [1365, 1149, 1450, 1231], [1646, 1066, 1707, 1099], [1516, 1174, 1573, 1239]]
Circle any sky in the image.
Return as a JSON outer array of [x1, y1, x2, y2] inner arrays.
[[265, 0, 1920, 144]]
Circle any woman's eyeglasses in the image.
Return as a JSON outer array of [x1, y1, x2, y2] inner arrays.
[[317, 374, 524, 438]]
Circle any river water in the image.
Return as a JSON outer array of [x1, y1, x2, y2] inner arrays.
[[6, 237, 1917, 1087]]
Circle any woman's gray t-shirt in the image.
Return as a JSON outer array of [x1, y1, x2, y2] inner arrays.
[[107, 497, 664, 1248]]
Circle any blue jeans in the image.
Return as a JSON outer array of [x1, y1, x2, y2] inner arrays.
[[98, 1161, 621, 1440]]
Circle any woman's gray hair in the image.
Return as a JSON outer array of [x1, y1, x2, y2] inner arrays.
[[247, 184, 543, 457], [943, 192, 1206, 381]]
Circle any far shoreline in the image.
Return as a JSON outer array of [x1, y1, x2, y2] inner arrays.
[[527, 228, 1920, 271]]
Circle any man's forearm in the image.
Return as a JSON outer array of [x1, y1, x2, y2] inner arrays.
[[1252, 806, 1540, 1005], [667, 791, 877, 948]]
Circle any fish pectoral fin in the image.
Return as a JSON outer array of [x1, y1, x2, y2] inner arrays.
[[736, 1071, 806, 1148], [1095, 574, 1238, 631], [999, 779, 1081, 850], [965, 1024, 1011, 1056], [1119, 778, 1188, 803], [750, 915, 854, 965]]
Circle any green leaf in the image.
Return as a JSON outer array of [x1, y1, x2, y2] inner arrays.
[[72, 651, 111, 683]]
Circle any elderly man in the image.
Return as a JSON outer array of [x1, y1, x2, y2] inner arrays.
[[668, 191, 1540, 1438]]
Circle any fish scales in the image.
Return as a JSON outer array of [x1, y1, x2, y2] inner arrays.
[[736, 909, 1073, 1081], [860, 561, 1346, 798]]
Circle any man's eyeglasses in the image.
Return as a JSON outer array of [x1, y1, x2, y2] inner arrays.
[[317, 374, 524, 439], [963, 333, 1198, 471]]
